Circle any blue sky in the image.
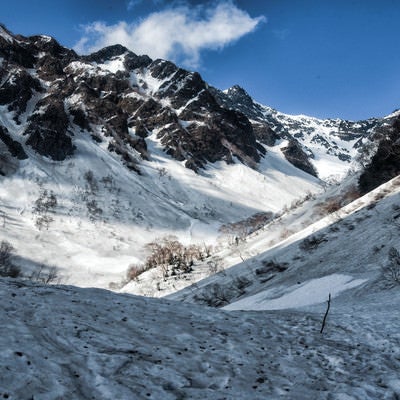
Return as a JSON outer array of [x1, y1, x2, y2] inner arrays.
[[2, 0, 400, 120]]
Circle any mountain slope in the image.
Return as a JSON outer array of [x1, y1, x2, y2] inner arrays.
[[0, 25, 397, 292], [214, 85, 397, 182], [170, 175, 400, 309], [0, 26, 323, 288]]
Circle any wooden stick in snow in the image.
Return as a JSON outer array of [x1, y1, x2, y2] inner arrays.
[[320, 293, 331, 334]]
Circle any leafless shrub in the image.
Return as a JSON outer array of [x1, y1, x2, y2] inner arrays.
[[317, 198, 342, 214], [383, 247, 400, 284], [33, 189, 57, 230], [329, 223, 340, 233], [86, 199, 103, 219], [100, 175, 115, 191], [84, 170, 98, 193], [34, 189, 57, 214], [157, 167, 168, 178], [219, 212, 274, 242], [126, 264, 149, 282], [299, 234, 328, 251], [28, 265, 59, 284], [127, 237, 213, 282], [194, 276, 251, 307], [207, 257, 223, 274], [0, 241, 20, 278], [256, 260, 288, 276], [232, 276, 251, 293], [317, 186, 361, 216], [342, 186, 361, 204], [280, 228, 294, 240], [194, 283, 231, 307], [35, 215, 54, 230]]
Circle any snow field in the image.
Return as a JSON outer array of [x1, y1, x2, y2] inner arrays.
[[1, 278, 399, 399]]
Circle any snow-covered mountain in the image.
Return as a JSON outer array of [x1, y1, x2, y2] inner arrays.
[[213, 85, 398, 182], [2, 25, 400, 399], [0, 24, 398, 290], [0, 25, 319, 287]]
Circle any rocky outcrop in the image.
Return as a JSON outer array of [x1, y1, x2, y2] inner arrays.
[[281, 140, 318, 177], [211, 85, 267, 122], [84, 45, 152, 70], [252, 123, 280, 147], [0, 126, 27, 160], [0, 67, 43, 122], [359, 116, 400, 194], [24, 98, 74, 161]]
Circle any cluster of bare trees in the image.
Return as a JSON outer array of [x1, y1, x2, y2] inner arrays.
[[219, 211, 273, 243], [33, 189, 57, 230], [317, 186, 361, 216], [128, 236, 213, 281], [0, 240, 59, 283]]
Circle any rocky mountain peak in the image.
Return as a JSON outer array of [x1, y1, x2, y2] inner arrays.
[[0, 26, 267, 174], [0, 25, 393, 183]]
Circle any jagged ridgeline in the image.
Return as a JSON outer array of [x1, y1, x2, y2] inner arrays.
[[0, 25, 264, 174], [1, 23, 398, 181]]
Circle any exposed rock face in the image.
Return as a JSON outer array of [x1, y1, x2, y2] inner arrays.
[[214, 83, 400, 180], [24, 98, 74, 161], [0, 126, 27, 160], [252, 123, 280, 147], [0, 29, 35, 68], [359, 116, 400, 194], [281, 140, 318, 177], [0, 67, 43, 122], [0, 27, 268, 172], [211, 85, 267, 122], [84, 44, 152, 70]]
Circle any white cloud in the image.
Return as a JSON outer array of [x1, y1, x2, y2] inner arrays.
[[74, 2, 265, 68]]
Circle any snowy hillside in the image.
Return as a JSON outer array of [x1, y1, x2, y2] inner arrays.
[[1, 275, 399, 399], [170, 175, 400, 310], [0, 132, 320, 288]]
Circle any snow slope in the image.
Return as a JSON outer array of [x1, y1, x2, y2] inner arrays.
[[1, 177, 400, 400], [0, 114, 320, 289], [1, 277, 399, 399], [170, 175, 400, 310]]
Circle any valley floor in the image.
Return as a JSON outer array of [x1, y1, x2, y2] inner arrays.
[[1, 278, 399, 400]]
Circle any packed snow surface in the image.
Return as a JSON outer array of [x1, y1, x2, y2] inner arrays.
[[1, 278, 399, 399], [224, 274, 368, 311]]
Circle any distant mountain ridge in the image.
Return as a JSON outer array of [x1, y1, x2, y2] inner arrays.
[[0, 24, 396, 182], [0, 25, 263, 174], [214, 84, 400, 181]]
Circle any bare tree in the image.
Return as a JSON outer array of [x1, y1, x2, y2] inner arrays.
[[0, 241, 20, 278], [385, 247, 400, 284], [33, 189, 58, 230]]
